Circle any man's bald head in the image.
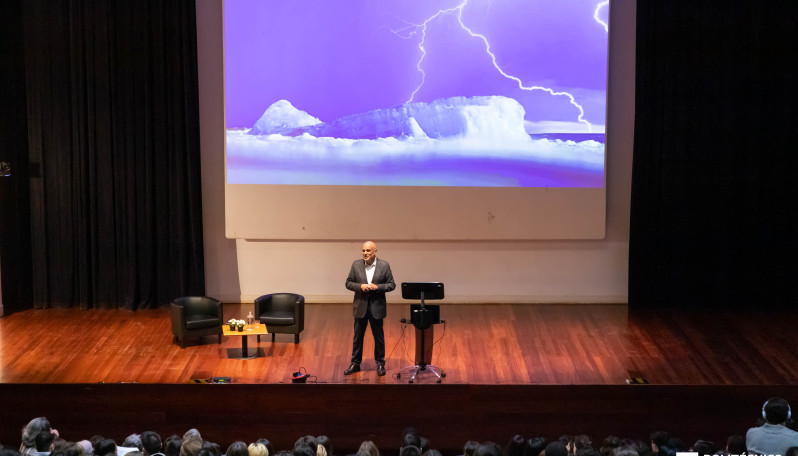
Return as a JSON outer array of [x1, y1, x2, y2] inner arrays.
[[362, 241, 377, 265]]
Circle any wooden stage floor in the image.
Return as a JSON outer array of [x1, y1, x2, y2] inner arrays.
[[2, 304, 798, 454], [1, 303, 797, 385]]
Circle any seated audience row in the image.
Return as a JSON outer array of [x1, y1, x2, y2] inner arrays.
[[3, 398, 797, 456]]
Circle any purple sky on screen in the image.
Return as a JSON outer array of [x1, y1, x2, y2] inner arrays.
[[224, 0, 608, 130]]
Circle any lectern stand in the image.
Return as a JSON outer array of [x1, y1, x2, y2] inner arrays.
[[397, 282, 446, 383]]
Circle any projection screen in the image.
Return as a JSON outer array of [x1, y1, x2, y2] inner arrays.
[[224, 0, 609, 240]]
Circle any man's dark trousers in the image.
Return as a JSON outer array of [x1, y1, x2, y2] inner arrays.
[[351, 302, 385, 366]]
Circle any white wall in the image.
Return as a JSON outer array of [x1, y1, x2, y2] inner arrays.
[[195, 0, 636, 304]]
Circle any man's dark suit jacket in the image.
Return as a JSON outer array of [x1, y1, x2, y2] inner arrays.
[[345, 258, 396, 319]]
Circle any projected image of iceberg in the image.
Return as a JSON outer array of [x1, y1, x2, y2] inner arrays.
[[224, 0, 609, 187], [227, 95, 603, 186]]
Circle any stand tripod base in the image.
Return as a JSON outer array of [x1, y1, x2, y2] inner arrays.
[[396, 363, 446, 383]]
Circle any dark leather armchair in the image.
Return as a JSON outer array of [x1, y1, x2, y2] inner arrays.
[[254, 293, 305, 344], [170, 296, 223, 348]]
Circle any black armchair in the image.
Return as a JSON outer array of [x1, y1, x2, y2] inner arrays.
[[170, 296, 223, 348], [254, 293, 305, 344]]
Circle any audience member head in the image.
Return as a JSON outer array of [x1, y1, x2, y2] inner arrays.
[[295, 437, 318, 455], [180, 431, 203, 456], [254, 441, 273, 456], [401, 436, 420, 452], [1, 447, 23, 456], [506, 436, 525, 456], [140, 432, 162, 456], [610, 446, 638, 456], [315, 437, 331, 456], [226, 442, 248, 456], [463, 441, 480, 456], [95, 439, 117, 456], [524, 438, 547, 456], [247, 443, 268, 456], [785, 447, 798, 456], [638, 443, 654, 456], [356, 441, 379, 456], [123, 435, 142, 451], [543, 442, 568, 456], [401, 429, 421, 451], [163, 436, 182, 456], [77, 441, 93, 456], [52, 438, 69, 452], [200, 441, 220, 456], [423, 451, 442, 456], [293, 445, 315, 456], [648, 433, 670, 454], [573, 437, 592, 452], [399, 446, 421, 456], [89, 438, 105, 455], [475, 442, 504, 456], [599, 437, 620, 456], [556, 438, 572, 456], [34, 430, 55, 452], [689, 441, 714, 456], [763, 397, 792, 425], [635, 442, 653, 456], [21, 418, 53, 454]]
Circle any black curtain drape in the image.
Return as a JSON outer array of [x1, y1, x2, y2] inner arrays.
[[22, 0, 205, 310], [0, 0, 34, 315], [629, 2, 798, 309]]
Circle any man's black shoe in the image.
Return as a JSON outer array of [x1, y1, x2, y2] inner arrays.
[[344, 364, 360, 375], [377, 365, 386, 376]]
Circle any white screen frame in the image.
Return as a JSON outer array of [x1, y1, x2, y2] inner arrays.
[[223, 1, 608, 241]]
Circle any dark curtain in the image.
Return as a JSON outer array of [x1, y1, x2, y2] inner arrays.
[[0, 0, 34, 315], [22, 0, 205, 310], [629, 2, 798, 309]]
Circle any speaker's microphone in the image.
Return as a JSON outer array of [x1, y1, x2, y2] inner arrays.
[[400, 318, 407, 323]]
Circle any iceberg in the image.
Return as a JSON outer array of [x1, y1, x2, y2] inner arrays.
[[252, 96, 533, 143], [250, 100, 321, 135], [230, 95, 605, 187]]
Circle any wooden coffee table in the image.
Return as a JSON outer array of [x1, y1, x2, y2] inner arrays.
[[223, 324, 269, 359]]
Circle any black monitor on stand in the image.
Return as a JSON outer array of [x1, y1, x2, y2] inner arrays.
[[402, 282, 444, 330], [399, 282, 446, 383], [402, 282, 445, 302]]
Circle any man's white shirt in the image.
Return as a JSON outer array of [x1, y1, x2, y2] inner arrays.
[[365, 259, 376, 284]]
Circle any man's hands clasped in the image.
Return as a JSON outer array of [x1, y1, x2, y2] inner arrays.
[[360, 283, 379, 292]]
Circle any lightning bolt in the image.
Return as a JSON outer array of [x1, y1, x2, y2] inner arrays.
[[594, 1, 609, 32], [392, 0, 608, 133], [390, 3, 464, 105]]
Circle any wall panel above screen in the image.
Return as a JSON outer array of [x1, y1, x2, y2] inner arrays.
[[224, 0, 609, 240]]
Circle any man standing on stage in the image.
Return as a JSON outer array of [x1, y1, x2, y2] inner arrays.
[[344, 241, 395, 376]]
